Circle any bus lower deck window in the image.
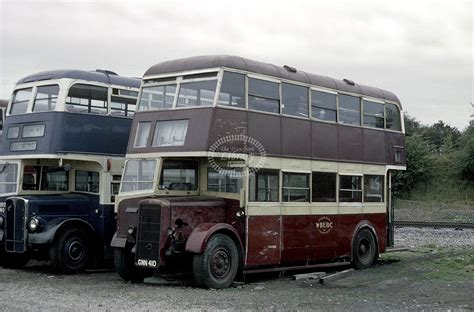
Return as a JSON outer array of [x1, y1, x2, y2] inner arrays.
[[249, 169, 279, 202], [339, 175, 362, 202], [282, 172, 310, 202]]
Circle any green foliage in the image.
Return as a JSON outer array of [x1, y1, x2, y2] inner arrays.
[[393, 134, 433, 196], [458, 124, 474, 181], [395, 113, 473, 202]]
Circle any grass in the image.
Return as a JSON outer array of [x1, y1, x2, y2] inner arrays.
[[424, 249, 474, 281], [380, 248, 474, 282]]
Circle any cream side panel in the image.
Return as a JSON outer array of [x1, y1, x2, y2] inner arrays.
[[362, 203, 386, 214]]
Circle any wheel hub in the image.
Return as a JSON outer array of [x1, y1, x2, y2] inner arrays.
[[67, 240, 84, 261], [211, 249, 230, 278]]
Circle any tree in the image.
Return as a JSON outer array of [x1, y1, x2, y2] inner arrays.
[[458, 124, 474, 181], [393, 134, 433, 196]]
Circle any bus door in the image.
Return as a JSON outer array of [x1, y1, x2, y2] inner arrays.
[[386, 170, 394, 247]]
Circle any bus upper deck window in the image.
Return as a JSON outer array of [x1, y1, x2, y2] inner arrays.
[[338, 95, 361, 126], [33, 85, 59, 112], [138, 85, 176, 111], [218, 72, 245, 108], [385, 104, 402, 131], [248, 78, 280, 114], [311, 90, 337, 122], [282, 83, 308, 117], [176, 80, 217, 108], [66, 84, 108, 115], [10, 88, 33, 115], [152, 120, 189, 147], [111, 96, 137, 117], [363, 100, 384, 129]]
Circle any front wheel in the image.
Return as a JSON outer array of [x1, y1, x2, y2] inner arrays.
[[49, 227, 90, 274], [114, 247, 152, 283], [352, 228, 377, 269], [193, 234, 239, 289]]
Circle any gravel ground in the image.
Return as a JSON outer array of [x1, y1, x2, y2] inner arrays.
[[0, 227, 472, 311], [395, 226, 474, 248]]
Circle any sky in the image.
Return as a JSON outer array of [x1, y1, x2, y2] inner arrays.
[[0, 0, 472, 130]]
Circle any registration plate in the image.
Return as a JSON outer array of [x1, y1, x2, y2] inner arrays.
[[137, 259, 158, 268]]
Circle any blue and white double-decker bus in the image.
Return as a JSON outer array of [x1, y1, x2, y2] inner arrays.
[[0, 70, 139, 273]]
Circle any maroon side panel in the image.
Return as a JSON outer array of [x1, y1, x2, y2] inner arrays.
[[312, 122, 338, 160], [223, 199, 245, 245], [364, 213, 387, 253], [363, 128, 386, 163], [308, 215, 339, 260], [281, 118, 312, 158], [385, 132, 406, 165], [337, 214, 364, 258], [281, 216, 311, 263], [338, 126, 363, 162], [247, 112, 282, 156], [170, 205, 225, 232], [208, 108, 248, 151], [246, 216, 281, 267], [127, 108, 213, 154]]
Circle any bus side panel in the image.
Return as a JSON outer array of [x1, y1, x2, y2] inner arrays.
[[280, 215, 311, 263], [308, 214, 339, 261], [245, 216, 281, 267], [337, 214, 364, 258], [364, 213, 387, 253]]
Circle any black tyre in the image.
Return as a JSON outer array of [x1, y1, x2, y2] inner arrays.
[[193, 234, 239, 289], [352, 228, 377, 269], [49, 227, 90, 274], [0, 250, 29, 269], [114, 247, 152, 283]]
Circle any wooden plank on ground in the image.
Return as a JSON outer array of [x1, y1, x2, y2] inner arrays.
[[385, 247, 409, 253], [292, 272, 326, 281], [319, 269, 354, 284]]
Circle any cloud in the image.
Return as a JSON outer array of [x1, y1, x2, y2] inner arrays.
[[0, 0, 471, 129]]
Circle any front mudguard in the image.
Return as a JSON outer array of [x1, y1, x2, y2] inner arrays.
[[28, 218, 94, 245], [185, 223, 243, 254]]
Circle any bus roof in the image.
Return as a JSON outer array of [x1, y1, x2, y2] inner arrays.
[[144, 55, 401, 106], [17, 69, 141, 89]]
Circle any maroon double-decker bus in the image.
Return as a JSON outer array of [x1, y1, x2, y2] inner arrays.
[[111, 55, 405, 289]]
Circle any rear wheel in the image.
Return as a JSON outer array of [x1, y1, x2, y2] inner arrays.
[[0, 250, 29, 269], [49, 227, 90, 274], [114, 246, 152, 283], [193, 234, 239, 289], [352, 228, 377, 269]]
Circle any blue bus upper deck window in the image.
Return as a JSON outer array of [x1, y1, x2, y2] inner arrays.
[[33, 85, 59, 112], [66, 84, 108, 115], [111, 96, 137, 117], [10, 88, 33, 115]]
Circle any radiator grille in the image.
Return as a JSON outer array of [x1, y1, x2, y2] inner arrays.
[[5, 199, 27, 253], [136, 204, 161, 263]]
